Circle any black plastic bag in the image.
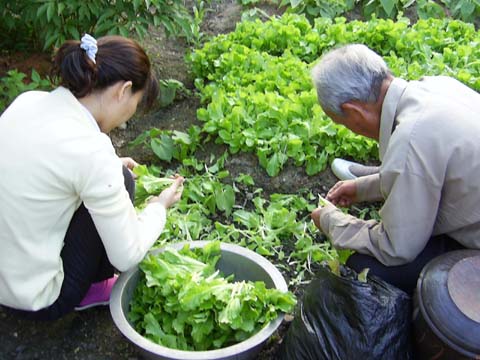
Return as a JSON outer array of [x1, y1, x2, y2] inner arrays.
[[279, 265, 412, 360]]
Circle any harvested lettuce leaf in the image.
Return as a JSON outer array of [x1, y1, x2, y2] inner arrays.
[[129, 241, 297, 351]]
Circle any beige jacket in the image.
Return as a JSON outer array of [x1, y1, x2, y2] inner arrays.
[[0, 88, 166, 310], [319, 77, 480, 265]]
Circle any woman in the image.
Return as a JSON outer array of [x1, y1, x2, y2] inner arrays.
[[0, 34, 184, 320]]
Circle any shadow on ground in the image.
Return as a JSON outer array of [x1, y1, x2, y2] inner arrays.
[[0, 306, 138, 360]]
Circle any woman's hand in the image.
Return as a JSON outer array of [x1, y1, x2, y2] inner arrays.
[[150, 175, 185, 209], [120, 157, 139, 170], [326, 180, 358, 207]]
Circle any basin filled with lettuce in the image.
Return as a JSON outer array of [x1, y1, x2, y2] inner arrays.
[[110, 241, 296, 360]]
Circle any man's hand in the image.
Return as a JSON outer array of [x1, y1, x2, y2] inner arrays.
[[311, 194, 334, 231], [326, 180, 358, 207], [311, 207, 323, 230]]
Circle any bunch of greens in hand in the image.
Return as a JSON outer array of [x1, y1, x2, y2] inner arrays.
[[133, 165, 176, 208], [128, 241, 297, 351]]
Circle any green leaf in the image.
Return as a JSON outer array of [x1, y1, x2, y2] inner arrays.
[[44, 33, 57, 51], [57, 3, 65, 15], [235, 174, 254, 186], [460, 0, 475, 18], [215, 184, 235, 217], [151, 135, 174, 162], [233, 210, 260, 229], [36, 3, 49, 18], [290, 0, 303, 8], [358, 268, 370, 283], [30, 70, 40, 83], [68, 26, 80, 41], [129, 243, 297, 350], [328, 260, 340, 276], [266, 152, 286, 177], [144, 313, 178, 348], [380, 0, 396, 16], [46, 2, 55, 22]]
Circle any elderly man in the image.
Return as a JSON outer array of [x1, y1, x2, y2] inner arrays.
[[310, 44, 480, 295]]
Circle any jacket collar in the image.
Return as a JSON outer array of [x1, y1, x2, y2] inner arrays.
[[53, 87, 100, 132], [379, 78, 408, 160]]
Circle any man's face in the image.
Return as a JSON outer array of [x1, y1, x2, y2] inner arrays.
[[324, 104, 379, 140]]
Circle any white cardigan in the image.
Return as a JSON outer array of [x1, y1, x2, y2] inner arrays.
[[0, 87, 166, 310]]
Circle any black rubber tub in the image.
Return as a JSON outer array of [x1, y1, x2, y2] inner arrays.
[[413, 249, 480, 359]]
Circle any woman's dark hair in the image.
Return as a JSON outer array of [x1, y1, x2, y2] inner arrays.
[[52, 35, 158, 111]]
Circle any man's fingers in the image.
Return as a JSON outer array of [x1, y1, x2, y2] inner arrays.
[[328, 197, 339, 205], [327, 181, 343, 199], [326, 189, 340, 202]]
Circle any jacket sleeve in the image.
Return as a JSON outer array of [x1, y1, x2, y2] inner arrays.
[[355, 173, 383, 202], [318, 169, 441, 266], [76, 137, 167, 272]]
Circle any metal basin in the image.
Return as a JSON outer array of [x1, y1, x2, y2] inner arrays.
[[110, 241, 288, 360]]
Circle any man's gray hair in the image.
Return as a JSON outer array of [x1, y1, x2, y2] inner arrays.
[[311, 44, 391, 116]]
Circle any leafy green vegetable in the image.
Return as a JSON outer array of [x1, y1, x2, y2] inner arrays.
[[328, 259, 341, 277], [318, 194, 328, 207], [188, 14, 480, 176], [133, 165, 175, 208], [357, 268, 370, 283], [129, 241, 297, 351], [130, 155, 353, 287]]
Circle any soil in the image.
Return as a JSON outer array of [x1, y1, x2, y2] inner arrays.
[[0, 2, 360, 359], [0, 52, 52, 79]]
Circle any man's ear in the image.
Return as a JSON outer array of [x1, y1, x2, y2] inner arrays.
[[340, 101, 368, 120]]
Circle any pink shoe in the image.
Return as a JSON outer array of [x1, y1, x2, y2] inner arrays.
[[74, 275, 118, 311]]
